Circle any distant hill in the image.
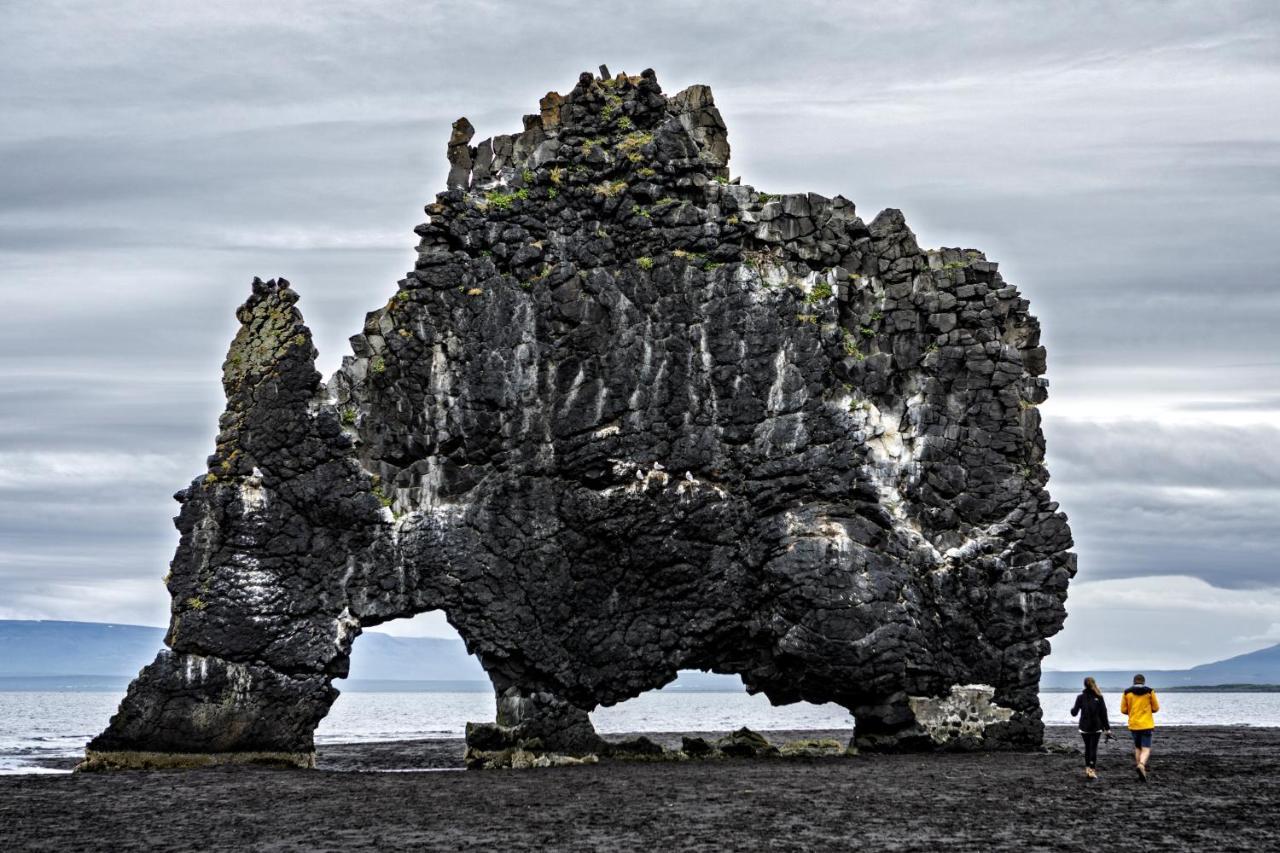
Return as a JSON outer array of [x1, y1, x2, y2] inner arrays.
[[0, 619, 743, 692], [4, 620, 1277, 692], [0, 619, 484, 682], [1042, 643, 1280, 690], [347, 632, 485, 681], [0, 620, 164, 677]]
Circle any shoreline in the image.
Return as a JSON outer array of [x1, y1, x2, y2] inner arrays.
[[6, 675, 1280, 693], [3, 726, 1279, 850], [16, 722, 1280, 775], [10, 721, 1280, 775]]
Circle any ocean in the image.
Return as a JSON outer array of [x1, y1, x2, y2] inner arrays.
[[3, 688, 1278, 774]]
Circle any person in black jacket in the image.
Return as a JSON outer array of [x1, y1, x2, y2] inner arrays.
[[1070, 676, 1111, 779]]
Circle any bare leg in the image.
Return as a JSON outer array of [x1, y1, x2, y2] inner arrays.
[[1133, 743, 1151, 781]]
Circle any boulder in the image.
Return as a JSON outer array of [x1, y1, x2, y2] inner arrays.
[[714, 728, 779, 759]]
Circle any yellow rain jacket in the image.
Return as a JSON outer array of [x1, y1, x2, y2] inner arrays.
[[1120, 685, 1160, 730]]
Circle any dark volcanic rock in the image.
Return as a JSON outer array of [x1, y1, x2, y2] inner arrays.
[[714, 728, 780, 759], [87, 68, 1074, 768], [681, 736, 715, 757]]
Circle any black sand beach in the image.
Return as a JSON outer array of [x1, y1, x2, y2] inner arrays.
[[2, 726, 1277, 851]]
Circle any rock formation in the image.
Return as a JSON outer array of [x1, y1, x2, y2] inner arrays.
[[85, 68, 1074, 770]]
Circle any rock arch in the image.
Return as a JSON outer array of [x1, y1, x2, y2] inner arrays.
[[85, 68, 1073, 769]]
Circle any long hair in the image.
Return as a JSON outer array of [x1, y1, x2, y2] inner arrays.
[[1083, 676, 1102, 698]]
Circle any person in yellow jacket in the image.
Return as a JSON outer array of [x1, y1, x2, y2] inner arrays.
[[1120, 673, 1160, 782]]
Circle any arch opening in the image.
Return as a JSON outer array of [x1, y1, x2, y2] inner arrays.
[[590, 670, 854, 756], [316, 611, 493, 756]]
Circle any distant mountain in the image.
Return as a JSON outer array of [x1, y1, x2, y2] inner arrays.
[[6, 620, 1276, 692], [0, 619, 484, 682], [0, 620, 163, 677], [1042, 643, 1280, 689], [346, 632, 485, 681]]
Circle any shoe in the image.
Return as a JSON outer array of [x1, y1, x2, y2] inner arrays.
[[1136, 764, 1147, 782], [1085, 768, 1097, 780]]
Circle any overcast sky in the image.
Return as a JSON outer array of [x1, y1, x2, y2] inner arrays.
[[1, 1, 1277, 671]]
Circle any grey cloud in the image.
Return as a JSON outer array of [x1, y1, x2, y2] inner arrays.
[[1046, 420, 1280, 588], [1048, 421, 1280, 491], [1177, 395, 1280, 413], [1, 0, 1278, 646]]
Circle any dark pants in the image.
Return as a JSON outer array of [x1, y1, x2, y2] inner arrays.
[[1081, 731, 1101, 769]]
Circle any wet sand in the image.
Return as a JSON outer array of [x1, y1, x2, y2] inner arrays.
[[2, 726, 1277, 851]]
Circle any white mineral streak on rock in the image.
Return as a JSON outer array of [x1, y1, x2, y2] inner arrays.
[[183, 654, 209, 684], [593, 423, 621, 439], [766, 346, 790, 414], [186, 511, 220, 598], [737, 263, 774, 305], [626, 319, 655, 416], [762, 411, 807, 457], [333, 606, 359, 652], [560, 366, 585, 416], [230, 553, 273, 610], [731, 338, 747, 394], [797, 269, 820, 296], [512, 300, 539, 397], [650, 353, 670, 406], [422, 457, 442, 509], [428, 341, 453, 411], [512, 301, 541, 438], [908, 684, 1013, 744], [693, 323, 718, 421], [412, 455, 470, 522], [338, 557, 356, 590], [640, 322, 654, 375], [238, 475, 267, 514], [591, 378, 608, 425], [226, 661, 253, 697], [838, 388, 941, 563]]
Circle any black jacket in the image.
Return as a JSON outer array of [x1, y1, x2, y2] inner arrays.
[[1071, 691, 1111, 733]]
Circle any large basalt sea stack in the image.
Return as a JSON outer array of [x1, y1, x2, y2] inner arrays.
[[85, 68, 1074, 769]]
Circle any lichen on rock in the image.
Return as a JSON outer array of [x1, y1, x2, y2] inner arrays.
[[86, 67, 1074, 769]]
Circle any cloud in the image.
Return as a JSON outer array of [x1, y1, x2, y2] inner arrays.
[[1176, 394, 1280, 414], [212, 227, 409, 252], [1048, 420, 1280, 491], [0, 451, 186, 489], [0, 578, 169, 628], [1049, 575, 1280, 669], [1044, 418, 1280, 588], [0, 0, 1277, 666]]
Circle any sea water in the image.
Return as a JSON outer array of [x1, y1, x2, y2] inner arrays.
[[3, 690, 1278, 774]]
